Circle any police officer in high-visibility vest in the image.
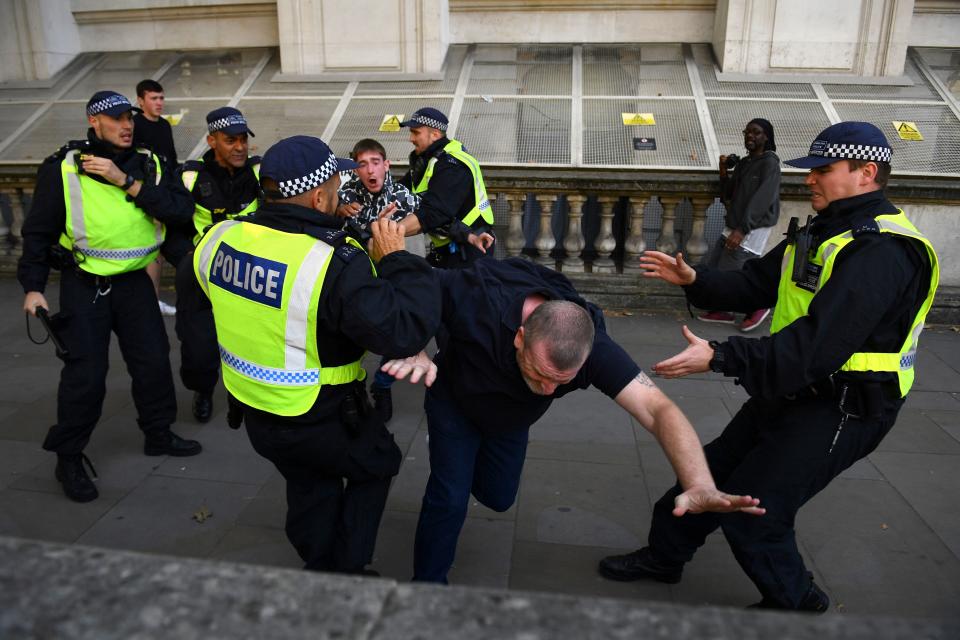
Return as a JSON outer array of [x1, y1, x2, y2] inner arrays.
[[173, 106, 261, 423], [19, 91, 201, 504], [606, 122, 938, 612], [193, 135, 440, 574], [396, 107, 496, 268]]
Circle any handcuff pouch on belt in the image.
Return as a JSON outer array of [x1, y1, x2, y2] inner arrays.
[[339, 381, 371, 436]]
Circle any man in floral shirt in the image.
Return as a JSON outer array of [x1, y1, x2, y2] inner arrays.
[[337, 138, 421, 423], [337, 138, 419, 228]]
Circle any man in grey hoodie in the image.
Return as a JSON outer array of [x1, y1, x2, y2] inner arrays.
[[699, 118, 781, 332]]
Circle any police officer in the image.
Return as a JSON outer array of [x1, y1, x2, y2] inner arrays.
[[606, 122, 939, 612], [173, 107, 261, 422], [397, 107, 495, 268], [192, 135, 440, 573], [18, 90, 201, 503]]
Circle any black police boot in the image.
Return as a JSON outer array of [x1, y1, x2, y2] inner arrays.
[[748, 577, 830, 613], [144, 429, 203, 457], [192, 391, 213, 423], [370, 385, 393, 423], [55, 453, 99, 503], [597, 547, 683, 584]]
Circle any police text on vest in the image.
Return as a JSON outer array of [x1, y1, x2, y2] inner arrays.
[[210, 242, 287, 308]]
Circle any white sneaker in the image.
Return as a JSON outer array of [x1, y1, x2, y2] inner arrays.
[[158, 300, 177, 317]]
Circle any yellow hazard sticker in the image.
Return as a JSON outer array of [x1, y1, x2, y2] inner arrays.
[[621, 113, 656, 126], [892, 121, 923, 141], [380, 114, 404, 132]]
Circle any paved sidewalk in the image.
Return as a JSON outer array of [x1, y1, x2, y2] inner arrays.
[[1, 278, 958, 619]]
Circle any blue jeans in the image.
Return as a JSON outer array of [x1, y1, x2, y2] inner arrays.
[[413, 380, 529, 583], [372, 354, 395, 389]]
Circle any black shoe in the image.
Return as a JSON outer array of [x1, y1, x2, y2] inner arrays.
[[55, 454, 99, 503], [192, 391, 213, 423], [748, 579, 830, 613], [144, 430, 203, 457], [370, 385, 393, 423], [598, 547, 683, 584]]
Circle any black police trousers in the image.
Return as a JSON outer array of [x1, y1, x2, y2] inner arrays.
[[174, 251, 219, 394], [42, 267, 178, 455], [647, 392, 901, 608], [243, 387, 403, 573]]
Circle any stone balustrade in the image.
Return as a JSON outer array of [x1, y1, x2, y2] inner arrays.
[[2, 164, 959, 322]]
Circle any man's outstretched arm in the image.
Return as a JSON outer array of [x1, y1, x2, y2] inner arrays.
[[615, 371, 764, 516]]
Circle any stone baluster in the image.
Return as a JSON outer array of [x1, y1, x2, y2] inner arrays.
[[561, 193, 586, 272], [593, 195, 618, 273], [503, 191, 526, 258], [11, 188, 28, 243], [622, 194, 648, 273], [656, 195, 680, 255], [686, 196, 713, 264], [534, 193, 557, 267]]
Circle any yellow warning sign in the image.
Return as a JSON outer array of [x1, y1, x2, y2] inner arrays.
[[892, 121, 923, 141], [379, 114, 404, 132], [622, 112, 656, 126]]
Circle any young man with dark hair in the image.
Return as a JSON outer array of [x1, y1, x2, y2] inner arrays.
[[134, 79, 180, 316], [133, 79, 177, 170]]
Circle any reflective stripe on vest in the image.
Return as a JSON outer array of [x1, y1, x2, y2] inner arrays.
[[769, 210, 939, 397], [183, 160, 260, 245], [60, 148, 165, 275], [412, 139, 493, 247], [193, 220, 365, 415]]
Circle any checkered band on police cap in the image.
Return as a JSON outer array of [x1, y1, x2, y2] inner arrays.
[[409, 113, 447, 131], [809, 140, 892, 163], [208, 113, 248, 134], [400, 107, 449, 132], [86, 92, 134, 116], [277, 151, 338, 198]]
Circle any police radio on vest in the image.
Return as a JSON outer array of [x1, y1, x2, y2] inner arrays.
[[210, 242, 287, 308]]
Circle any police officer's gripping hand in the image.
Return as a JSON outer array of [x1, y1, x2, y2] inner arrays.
[[467, 232, 495, 254], [381, 350, 437, 387], [673, 485, 765, 517], [639, 251, 696, 286], [652, 325, 712, 379], [367, 218, 406, 263], [81, 155, 126, 187], [23, 292, 49, 317]]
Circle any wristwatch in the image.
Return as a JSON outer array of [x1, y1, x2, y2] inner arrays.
[[707, 340, 725, 373], [120, 173, 135, 191]]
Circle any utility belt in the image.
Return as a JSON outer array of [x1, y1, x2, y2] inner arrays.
[[785, 374, 900, 419]]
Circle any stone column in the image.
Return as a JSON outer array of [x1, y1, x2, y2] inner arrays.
[[686, 196, 712, 264], [534, 193, 557, 267], [503, 192, 527, 258], [593, 195, 618, 274], [277, 0, 449, 79], [622, 194, 648, 274], [561, 193, 586, 273], [656, 196, 680, 255]]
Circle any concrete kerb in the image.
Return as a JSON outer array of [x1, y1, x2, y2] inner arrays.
[[1, 536, 956, 640]]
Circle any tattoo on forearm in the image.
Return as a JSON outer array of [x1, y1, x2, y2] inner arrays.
[[635, 371, 656, 388]]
